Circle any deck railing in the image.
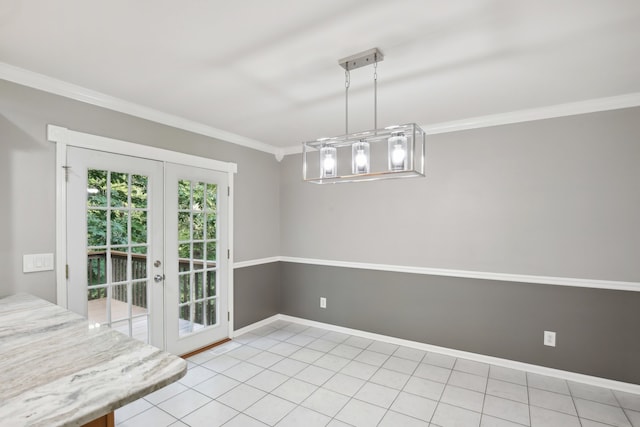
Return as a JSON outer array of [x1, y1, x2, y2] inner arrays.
[[88, 251, 148, 308], [87, 252, 216, 310]]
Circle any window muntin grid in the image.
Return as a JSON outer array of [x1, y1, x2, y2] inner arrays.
[[86, 169, 150, 343], [177, 180, 218, 336]]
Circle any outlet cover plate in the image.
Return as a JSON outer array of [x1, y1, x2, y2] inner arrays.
[[544, 331, 556, 347], [320, 297, 327, 309]]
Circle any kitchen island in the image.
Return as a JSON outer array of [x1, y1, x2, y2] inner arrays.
[[0, 293, 187, 426]]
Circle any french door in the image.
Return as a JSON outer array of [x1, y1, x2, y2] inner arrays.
[[66, 147, 229, 354], [164, 163, 229, 355]]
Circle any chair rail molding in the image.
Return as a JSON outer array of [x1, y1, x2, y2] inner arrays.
[[233, 256, 639, 292]]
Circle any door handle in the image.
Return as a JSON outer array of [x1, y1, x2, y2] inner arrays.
[[154, 274, 165, 283]]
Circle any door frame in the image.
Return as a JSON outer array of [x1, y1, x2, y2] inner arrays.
[[48, 124, 238, 338]]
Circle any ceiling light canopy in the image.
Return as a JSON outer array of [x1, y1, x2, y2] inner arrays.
[[303, 48, 425, 184]]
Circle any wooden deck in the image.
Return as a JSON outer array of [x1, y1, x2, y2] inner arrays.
[[88, 298, 149, 343], [88, 298, 202, 343]]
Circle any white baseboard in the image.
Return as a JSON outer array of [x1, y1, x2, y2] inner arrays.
[[235, 313, 640, 395], [232, 314, 281, 337]]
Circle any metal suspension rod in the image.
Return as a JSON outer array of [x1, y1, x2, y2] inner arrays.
[[345, 67, 350, 135], [374, 55, 378, 131]]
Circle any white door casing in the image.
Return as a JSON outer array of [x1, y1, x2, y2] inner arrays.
[[50, 125, 237, 353]]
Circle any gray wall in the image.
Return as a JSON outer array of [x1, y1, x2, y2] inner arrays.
[[3, 77, 639, 384], [280, 262, 640, 384], [233, 263, 281, 330], [279, 107, 640, 385], [281, 108, 640, 282], [0, 79, 280, 303]]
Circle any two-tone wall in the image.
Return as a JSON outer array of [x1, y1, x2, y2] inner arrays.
[[2, 76, 639, 385], [278, 107, 640, 385], [281, 109, 640, 281], [0, 80, 280, 306]]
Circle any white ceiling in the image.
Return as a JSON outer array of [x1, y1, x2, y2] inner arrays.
[[1, 0, 640, 149]]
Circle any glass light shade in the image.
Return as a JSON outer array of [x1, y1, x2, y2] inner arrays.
[[388, 132, 408, 171], [351, 141, 370, 174], [303, 123, 424, 183], [320, 146, 337, 178]]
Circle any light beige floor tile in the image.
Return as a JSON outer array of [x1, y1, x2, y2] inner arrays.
[[432, 402, 481, 427], [441, 384, 485, 412], [530, 406, 580, 427], [483, 395, 530, 426], [574, 398, 631, 426], [390, 391, 438, 421], [245, 394, 296, 426], [379, 410, 430, 427], [180, 401, 238, 427], [354, 381, 399, 408], [301, 387, 350, 417], [528, 387, 577, 415], [271, 377, 318, 404], [335, 398, 387, 427]]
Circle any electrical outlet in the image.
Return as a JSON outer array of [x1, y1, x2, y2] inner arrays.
[[544, 331, 556, 347], [320, 297, 327, 309]]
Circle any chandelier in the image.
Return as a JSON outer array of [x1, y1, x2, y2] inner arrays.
[[303, 48, 425, 183]]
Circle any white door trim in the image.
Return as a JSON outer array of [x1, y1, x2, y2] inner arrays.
[[49, 124, 237, 342], [48, 125, 238, 173], [227, 172, 235, 334], [55, 141, 68, 307]]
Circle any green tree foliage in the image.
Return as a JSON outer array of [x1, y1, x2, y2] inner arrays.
[[87, 170, 149, 248], [86, 171, 218, 313], [177, 180, 217, 259], [87, 171, 217, 252]]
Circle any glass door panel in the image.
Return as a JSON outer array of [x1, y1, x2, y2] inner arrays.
[[85, 169, 151, 342], [67, 147, 164, 349], [67, 147, 228, 355], [177, 179, 218, 336], [165, 163, 229, 355]]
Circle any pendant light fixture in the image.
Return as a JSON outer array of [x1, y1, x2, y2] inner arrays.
[[388, 131, 409, 171], [320, 146, 337, 178], [352, 140, 370, 174], [303, 48, 425, 183]]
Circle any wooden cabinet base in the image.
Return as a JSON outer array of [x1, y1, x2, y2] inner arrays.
[[82, 412, 114, 427]]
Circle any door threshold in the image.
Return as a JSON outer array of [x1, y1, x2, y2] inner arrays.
[[180, 338, 231, 359]]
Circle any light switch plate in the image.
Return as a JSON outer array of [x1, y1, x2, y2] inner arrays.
[[23, 253, 54, 273]]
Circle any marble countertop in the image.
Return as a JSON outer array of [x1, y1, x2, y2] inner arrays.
[[0, 293, 187, 426]]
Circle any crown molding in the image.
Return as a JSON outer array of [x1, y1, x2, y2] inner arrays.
[[422, 92, 640, 135], [3, 61, 639, 161], [280, 92, 640, 156], [279, 145, 305, 158], [0, 62, 281, 160]]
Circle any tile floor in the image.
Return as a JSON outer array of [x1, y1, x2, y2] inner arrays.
[[116, 320, 640, 427]]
